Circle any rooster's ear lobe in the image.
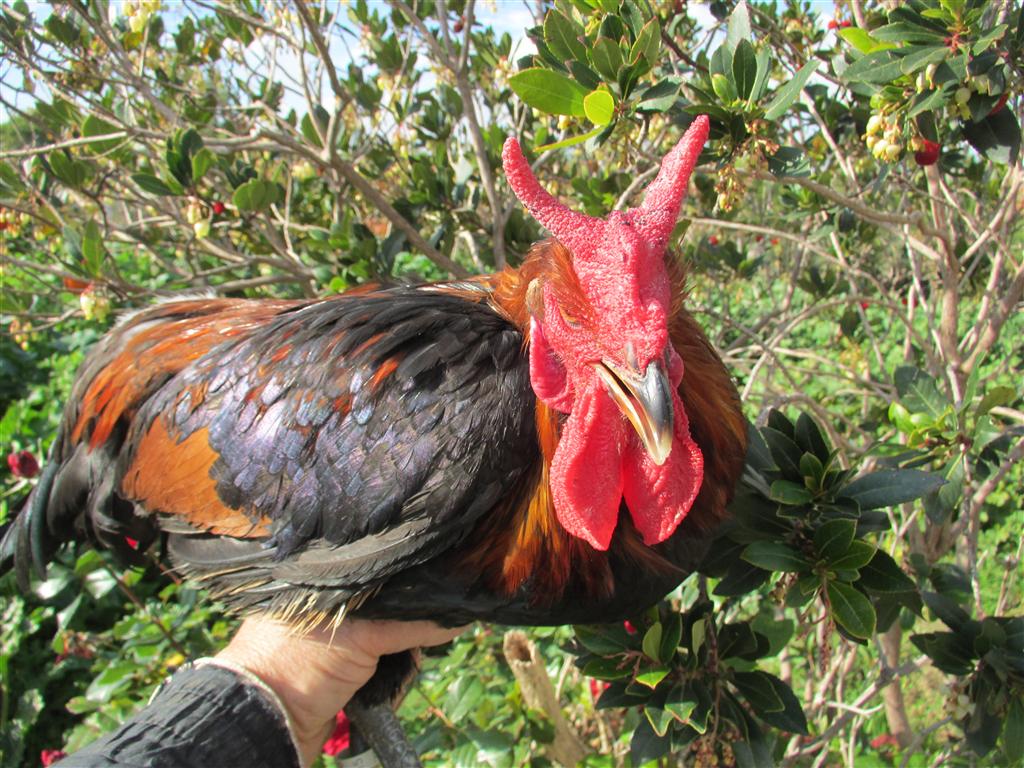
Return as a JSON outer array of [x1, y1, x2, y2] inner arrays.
[[632, 116, 710, 251], [502, 137, 604, 257]]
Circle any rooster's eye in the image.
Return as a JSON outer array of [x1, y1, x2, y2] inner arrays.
[[558, 305, 580, 329]]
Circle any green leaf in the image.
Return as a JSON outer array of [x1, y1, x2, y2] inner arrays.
[[509, 68, 589, 116], [733, 670, 783, 714], [725, 1, 752, 51], [741, 672, 809, 734], [841, 468, 944, 510], [894, 366, 948, 418], [858, 550, 917, 594], [838, 27, 884, 54], [574, 624, 631, 655], [769, 479, 813, 506], [732, 40, 757, 101], [642, 622, 663, 661], [1003, 697, 1024, 762], [900, 45, 949, 75], [749, 48, 771, 103], [828, 541, 876, 572], [48, 152, 91, 188], [582, 656, 632, 681], [711, 73, 738, 104], [963, 106, 1021, 165], [636, 77, 682, 113], [81, 115, 123, 154], [644, 704, 674, 736], [635, 665, 670, 689], [763, 60, 818, 120], [827, 581, 876, 639], [191, 148, 215, 183], [583, 89, 615, 125], [742, 541, 809, 573], [843, 50, 904, 84], [232, 179, 283, 212], [132, 173, 175, 196], [85, 662, 136, 703], [872, 22, 946, 44], [664, 684, 697, 724], [591, 37, 624, 82], [795, 412, 831, 461], [630, 715, 670, 765], [630, 18, 660, 66], [815, 519, 856, 562], [543, 9, 587, 63], [976, 386, 1017, 417], [81, 220, 104, 276], [535, 126, 603, 152]]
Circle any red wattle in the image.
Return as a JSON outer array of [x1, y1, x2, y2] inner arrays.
[[622, 390, 704, 545], [549, 383, 625, 550]]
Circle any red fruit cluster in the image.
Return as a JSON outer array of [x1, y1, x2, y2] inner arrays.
[[211, 201, 226, 215], [914, 140, 940, 166], [708, 235, 719, 246], [827, 19, 852, 30], [8, 449, 40, 478]]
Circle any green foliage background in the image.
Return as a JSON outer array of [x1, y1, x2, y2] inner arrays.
[[1, 0, 1022, 766]]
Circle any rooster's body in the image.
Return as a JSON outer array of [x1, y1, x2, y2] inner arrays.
[[1, 117, 746, 682]]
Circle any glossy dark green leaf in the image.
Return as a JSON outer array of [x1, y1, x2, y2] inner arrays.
[[732, 39, 757, 101], [742, 541, 809, 573], [841, 468, 944, 509], [1004, 697, 1024, 762], [963, 106, 1021, 165], [827, 581, 876, 639], [714, 560, 771, 596], [583, 656, 632, 681], [769, 479, 813, 506], [630, 18, 660, 66], [630, 715, 670, 766], [829, 541, 876, 572], [763, 427, 802, 478], [733, 670, 783, 713], [636, 77, 682, 113], [815, 519, 856, 562], [857, 550, 917, 593], [872, 22, 945, 44], [132, 173, 175, 196]]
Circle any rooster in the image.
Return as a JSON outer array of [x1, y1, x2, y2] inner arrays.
[[1, 116, 746, 703]]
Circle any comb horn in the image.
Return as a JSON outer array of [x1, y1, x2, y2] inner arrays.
[[502, 137, 603, 255], [633, 115, 710, 250]]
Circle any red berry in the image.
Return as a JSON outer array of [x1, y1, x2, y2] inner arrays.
[[7, 450, 40, 478], [827, 19, 838, 30], [63, 277, 93, 294], [860, 301, 870, 310], [212, 201, 226, 215], [770, 238, 780, 246], [623, 620, 637, 635], [41, 750, 68, 767], [453, 17, 464, 33], [914, 139, 940, 166], [755, 234, 764, 242], [708, 235, 719, 246], [840, 20, 852, 28]]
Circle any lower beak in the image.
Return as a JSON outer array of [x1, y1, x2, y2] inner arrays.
[[594, 357, 675, 465]]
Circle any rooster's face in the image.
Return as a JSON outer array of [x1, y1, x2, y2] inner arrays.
[[503, 117, 711, 551]]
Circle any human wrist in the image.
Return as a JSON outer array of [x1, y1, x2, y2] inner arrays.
[[215, 616, 380, 766]]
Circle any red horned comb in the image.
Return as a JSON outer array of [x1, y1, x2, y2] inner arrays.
[[502, 115, 710, 259]]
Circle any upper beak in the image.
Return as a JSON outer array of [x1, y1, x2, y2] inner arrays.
[[594, 356, 675, 465]]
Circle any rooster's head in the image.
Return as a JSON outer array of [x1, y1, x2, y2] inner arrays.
[[502, 116, 710, 551]]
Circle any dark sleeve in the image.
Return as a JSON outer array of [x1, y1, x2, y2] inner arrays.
[[55, 663, 301, 768]]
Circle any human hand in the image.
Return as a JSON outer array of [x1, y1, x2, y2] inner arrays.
[[216, 615, 466, 766]]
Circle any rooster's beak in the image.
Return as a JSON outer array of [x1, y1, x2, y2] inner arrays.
[[594, 357, 674, 465]]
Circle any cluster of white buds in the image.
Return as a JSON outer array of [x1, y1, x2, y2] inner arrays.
[[864, 113, 902, 162], [122, 0, 161, 34], [942, 680, 977, 721]]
